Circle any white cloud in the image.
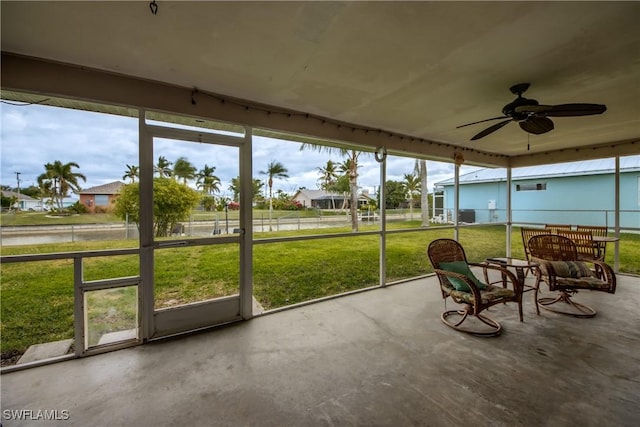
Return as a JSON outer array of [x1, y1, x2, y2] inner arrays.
[[1, 103, 464, 194], [1, 109, 28, 132]]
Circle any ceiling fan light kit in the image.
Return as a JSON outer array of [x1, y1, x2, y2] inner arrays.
[[457, 83, 606, 140]]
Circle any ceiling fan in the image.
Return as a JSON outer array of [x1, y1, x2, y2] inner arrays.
[[457, 83, 607, 141]]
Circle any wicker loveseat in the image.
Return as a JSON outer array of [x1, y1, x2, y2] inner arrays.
[[528, 234, 616, 318]]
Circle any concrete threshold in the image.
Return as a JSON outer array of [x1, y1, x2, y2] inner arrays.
[[17, 339, 73, 365]]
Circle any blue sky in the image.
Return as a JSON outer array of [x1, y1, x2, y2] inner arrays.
[[1, 102, 466, 198]]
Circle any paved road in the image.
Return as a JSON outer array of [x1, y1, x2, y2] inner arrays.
[[0, 216, 384, 246]]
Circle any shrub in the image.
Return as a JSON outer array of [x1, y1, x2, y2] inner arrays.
[[114, 178, 200, 237], [68, 201, 88, 214], [201, 195, 216, 211]]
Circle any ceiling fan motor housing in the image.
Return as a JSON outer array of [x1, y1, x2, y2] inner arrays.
[[503, 96, 539, 121]]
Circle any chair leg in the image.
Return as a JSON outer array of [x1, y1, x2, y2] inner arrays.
[[441, 307, 502, 336], [538, 291, 597, 318], [533, 278, 541, 315], [518, 300, 523, 322]]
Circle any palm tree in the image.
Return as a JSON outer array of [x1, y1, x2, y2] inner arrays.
[[123, 164, 139, 183], [173, 157, 197, 183], [414, 159, 429, 227], [316, 160, 339, 209], [196, 165, 221, 195], [38, 179, 54, 211], [338, 154, 361, 229], [154, 156, 173, 177], [302, 143, 362, 231], [37, 160, 86, 211], [8, 195, 18, 211], [316, 160, 339, 188], [403, 173, 421, 220], [260, 161, 289, 231]]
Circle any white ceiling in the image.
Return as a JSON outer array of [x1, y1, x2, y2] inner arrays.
[[2, 1, 639, 160]]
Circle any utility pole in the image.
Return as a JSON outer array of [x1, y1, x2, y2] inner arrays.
[[14, 171, 21, 210]]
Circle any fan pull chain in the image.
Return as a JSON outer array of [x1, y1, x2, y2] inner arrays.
[[527, 134, 530, 151]]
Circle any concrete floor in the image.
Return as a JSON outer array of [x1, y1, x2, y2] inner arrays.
[[2, 274, 639, 426]]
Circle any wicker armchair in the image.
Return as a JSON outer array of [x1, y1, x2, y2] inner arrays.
[[427, 239, 523, 336], [544, 224, 573, 233], [577, 225, 609, 260], [556, 230, 601, 260], [528, 234, 616, 318], [521, 227, 549, 261]]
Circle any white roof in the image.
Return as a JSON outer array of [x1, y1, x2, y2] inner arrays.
[[294, 189, 342, 199], [435, 156, 640, 187], [1, 190, 37, 200]]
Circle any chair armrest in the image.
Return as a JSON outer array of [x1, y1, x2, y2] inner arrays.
[[590, 260, 617, 293]]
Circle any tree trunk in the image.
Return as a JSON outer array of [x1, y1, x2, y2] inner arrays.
[[349, 151, 359, 232], [268, 183, 273, 232], [340, 194, 348, 212], [350, 180, 358, 232], [420, 159, 429, 227], [409, 197, 414, 220]]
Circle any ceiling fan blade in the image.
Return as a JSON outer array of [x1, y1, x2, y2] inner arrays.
[[519, 116, 554, 135], [543, 103, 607, 117], [470, 119, 512, 140], [456, 116, 509, 129], [515, 103, 606, 117]]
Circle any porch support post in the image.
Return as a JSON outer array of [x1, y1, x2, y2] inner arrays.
[[73, 257, 84, 356], [614, 156, 620, 273], [379, 150, 387, 286], [239, 127, 254, 319], [454, 163, 460, 241], [139, 110, 155, 340], [506, 167, 512, 257]]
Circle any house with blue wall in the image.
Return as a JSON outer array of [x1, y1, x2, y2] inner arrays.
[[433, 156, 640, 230]]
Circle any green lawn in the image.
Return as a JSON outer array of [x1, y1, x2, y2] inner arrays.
[[1, 224, 638, 363]]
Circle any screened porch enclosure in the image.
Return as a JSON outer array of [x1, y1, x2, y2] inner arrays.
[[0, 91, 638, 371], [1, 1, 639, 380]]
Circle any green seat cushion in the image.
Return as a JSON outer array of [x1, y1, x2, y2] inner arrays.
[[439, 261, 486, 292], [447, 285, 515, 305], [556, 276, 611, 289]]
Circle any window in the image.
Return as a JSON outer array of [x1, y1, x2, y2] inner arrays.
[[95, 195, 109, 206], [516, 182, 546, 191]]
